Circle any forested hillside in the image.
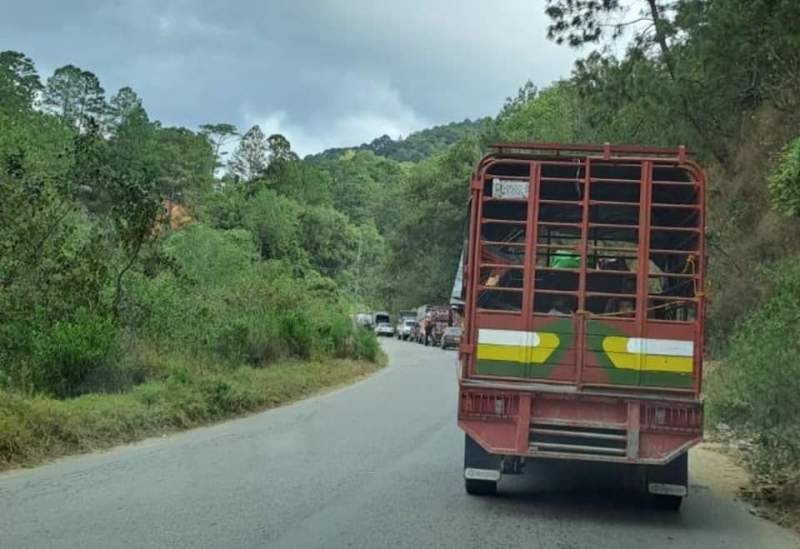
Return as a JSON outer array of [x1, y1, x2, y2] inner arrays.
[[310, 118, 491, 163], [2, 0, 800, 509], [0, 53, 392, 466]]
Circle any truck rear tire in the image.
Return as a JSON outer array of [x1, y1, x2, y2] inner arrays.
[[646, 452, 688, 511], [464, 434, 500, 496], [651, 494, 683, 511], [465, 478, 497, 495]]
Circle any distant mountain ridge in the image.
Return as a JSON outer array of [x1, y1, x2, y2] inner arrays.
[[309, 117, 491, 163]]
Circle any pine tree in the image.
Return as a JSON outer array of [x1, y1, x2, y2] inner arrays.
[[43, 64, 107, 132], [107, 86, 145, 131], [229, 124, 268, 182]]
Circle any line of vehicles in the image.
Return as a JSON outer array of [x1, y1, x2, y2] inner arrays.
[[356, 306, 463, 350], [366, 141, 706, 511]]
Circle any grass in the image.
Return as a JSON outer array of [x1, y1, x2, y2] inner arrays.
[[0, 354, 384, 471]]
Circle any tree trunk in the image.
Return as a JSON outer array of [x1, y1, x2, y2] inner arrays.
[[645, 0, 729, 167]]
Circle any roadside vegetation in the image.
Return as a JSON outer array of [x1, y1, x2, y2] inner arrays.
[[0, 358, 378, 469], [2, 1, 800, 518], [0, 52, 386, 468]]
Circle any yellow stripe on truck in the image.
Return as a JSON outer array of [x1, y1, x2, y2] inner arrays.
[[476, 343, 527, 363], [476, 330, 561, 364], [602, 336, 694, 373]]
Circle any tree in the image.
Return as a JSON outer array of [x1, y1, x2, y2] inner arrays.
[[267, 133, 299, 163], [107, 86, 145, 131], [494, 81, 583, 143], [385, 137, 481, 307], [297, 205, 358, 281], [103, 107, 164, 313], [267, 158, 332, 207], [0, 50, 42, 115], [228, 125, 268, 182], [544, 0, 674, 49], [199, 122, 239, 176], [43, 65, 107, 132], [243, 188, 305, 262], [263, 133, 331, 204], [155, 127, 215, 203], [543, 0, 731, 164], [500, 80, 538, 116]]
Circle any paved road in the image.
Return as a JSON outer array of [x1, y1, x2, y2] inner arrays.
[[1, 339, 797, 549]]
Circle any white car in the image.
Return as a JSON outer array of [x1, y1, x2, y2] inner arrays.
[[396, 319, 417, 340], [374, 322, 395, 337]]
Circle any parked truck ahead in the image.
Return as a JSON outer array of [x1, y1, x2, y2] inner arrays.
[[458, 143, 705, 510]]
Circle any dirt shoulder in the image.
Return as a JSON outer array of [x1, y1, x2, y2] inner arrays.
[[692, 442, 750, 498], [695, 440, 800, 533]]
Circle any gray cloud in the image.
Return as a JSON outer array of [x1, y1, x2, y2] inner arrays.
[[2, 0, 579, 155]]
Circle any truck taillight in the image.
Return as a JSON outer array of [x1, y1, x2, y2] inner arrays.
[[460, 391, 518, 419], [642, 404, 702, 432]]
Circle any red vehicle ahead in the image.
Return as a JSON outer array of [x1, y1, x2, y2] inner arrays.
[[458, 143, 705, 510]]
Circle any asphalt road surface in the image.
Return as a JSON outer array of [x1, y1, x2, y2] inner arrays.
[[1, 339, 797, 549]]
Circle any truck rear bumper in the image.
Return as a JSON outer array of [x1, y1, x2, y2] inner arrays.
[[458, 382, 702, 465]]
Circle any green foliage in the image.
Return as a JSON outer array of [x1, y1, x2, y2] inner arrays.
[[493, 81, 583, 143], [267, 133, 299, 163], [351, 327, 381, 362], [107, 86, 143, 129], [122, 223, 376, 371], [768, 137, 800, 217], [315, 150, 407, 228], [243, 188, 305, 261], [154, 127, 215, 203], [199, 122, 239, 175], [297, 205, 358, 280], [707, 258, 800, 485], [31, 311, 118, 398], [229, 124, 268, 182], [163, 224, 257, 284], [1, 52, 381, 408], [43, 64, 107, 131], [545, 0, 625, 46], [265, 155, 333, 206], [0, 51, 42, 116], [385, 136, 481, 308], [311, 118, 491, 163]]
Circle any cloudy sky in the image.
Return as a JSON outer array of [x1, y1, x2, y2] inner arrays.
[[2, 1, 581, 155]]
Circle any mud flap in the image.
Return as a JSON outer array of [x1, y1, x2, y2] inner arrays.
[[464, 435, 502, 474], [646, 451, 688, 494], [646, 451, 688, 510], [464, 435, 501, 494]]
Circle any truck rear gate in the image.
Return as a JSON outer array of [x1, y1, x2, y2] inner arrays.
[[458, 143, 705, 505]]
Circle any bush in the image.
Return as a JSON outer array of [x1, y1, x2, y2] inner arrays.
[[352, 327, 381, 362], [707, 257, 800, 488], [124, 225, 377, 368], [768, 136, 800, 217], [1, 220, 381, 399], [30, 310, 118, 397]]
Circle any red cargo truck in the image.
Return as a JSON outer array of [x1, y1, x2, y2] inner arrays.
[[458, 143, 705, 510]]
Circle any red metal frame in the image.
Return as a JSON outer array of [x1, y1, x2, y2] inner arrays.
[[459, 143, 705, 465]]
